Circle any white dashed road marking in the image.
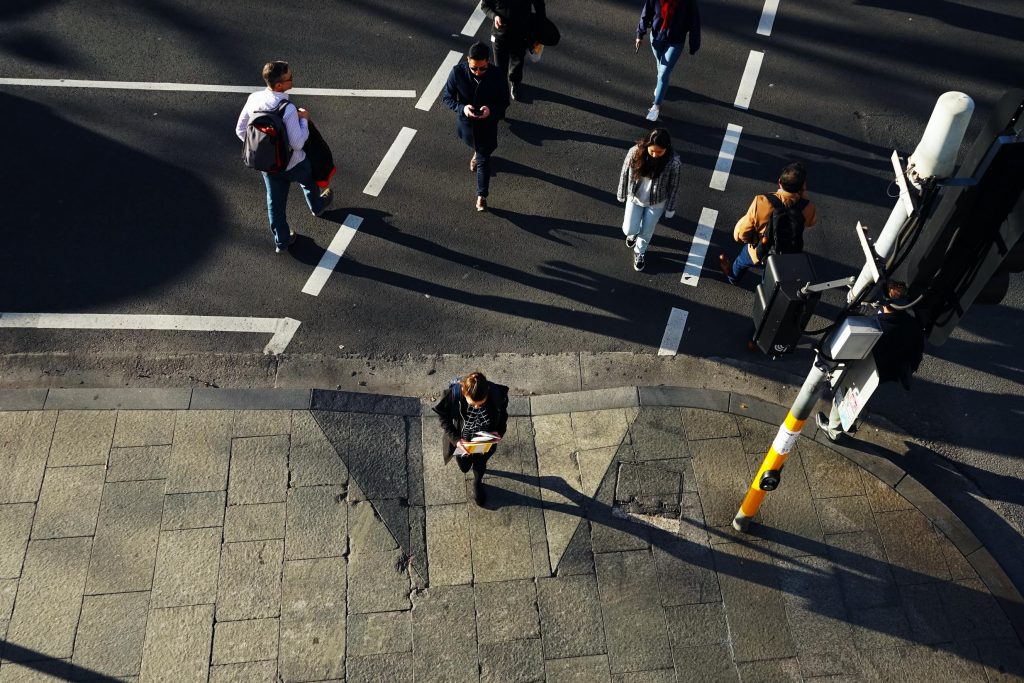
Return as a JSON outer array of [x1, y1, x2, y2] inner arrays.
[[416, 50, 463, 111], [461, 3, 488, 36], [734, 50, 764, 110], [363, 127, 417, 197], [681, 208, 718, 287], [710, 124, 743, 191], [0, 78, 415, 98], [757, 0, 780, 36], [658, 308, 689, 356], [302, 214, 364, 297], [0, 313, 300, 355]]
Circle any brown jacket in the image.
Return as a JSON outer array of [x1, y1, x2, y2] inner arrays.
[[733, 190, 817, 264]]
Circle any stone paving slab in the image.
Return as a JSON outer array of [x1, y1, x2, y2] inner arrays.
[[0, 390, 1020, 682]]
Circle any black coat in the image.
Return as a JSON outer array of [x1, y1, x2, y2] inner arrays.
[[482, 0, 546, 38], [441, 61, 510, 155], [432, 382, 510, 463]]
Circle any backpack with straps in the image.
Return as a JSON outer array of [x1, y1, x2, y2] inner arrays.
[[756, 194, 809, 259], [242, 99, 293, 173]]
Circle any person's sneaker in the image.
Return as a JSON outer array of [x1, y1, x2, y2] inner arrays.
[[646, 105, 660, 122], [313, 188, 334, 217], [510, 82, 520, 101], [470, 154, 477, 172], [476, 196, 487, 212], [473, 480, 487, 507], [633, 252, 646, 271], [275, 233, 297, 254], [626, 235, 637, 249], [816, 412, 840, 442]]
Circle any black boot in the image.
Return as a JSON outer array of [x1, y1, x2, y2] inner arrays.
[[473, 472, 487, 507]]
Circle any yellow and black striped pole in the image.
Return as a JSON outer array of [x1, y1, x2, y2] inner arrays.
[[732, 362, 829, 532]]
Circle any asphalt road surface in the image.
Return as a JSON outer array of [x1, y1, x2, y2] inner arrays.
[[2, 1, 1023, 586]]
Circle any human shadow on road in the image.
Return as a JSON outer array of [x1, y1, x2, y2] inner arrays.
[[0, 641, 123, 681]]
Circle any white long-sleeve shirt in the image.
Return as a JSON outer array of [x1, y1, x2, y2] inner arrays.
[[235, 88, 308, 171]]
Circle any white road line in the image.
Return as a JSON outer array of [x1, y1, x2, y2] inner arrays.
[[757, 0, 780, 36], [710, 124, 743, 191], [363, 127, 417, 197], [461, 3, 488, 36], [657, 308, 689, 356], [734, 50, 764, 110], [416, 50, 463, 111], [681, 208, 718, 287], [0, 78, 415, 98], [302, 214, 364, 296], [0, 312, 300, 355]]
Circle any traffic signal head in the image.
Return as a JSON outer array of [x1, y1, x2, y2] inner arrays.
[[752, 253, 819, 358]]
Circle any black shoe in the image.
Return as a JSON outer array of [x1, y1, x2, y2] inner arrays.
[[275, 232, 297, 254], [633, 252, 646, 272], [313, 188, 334, 217], [816, 412, 840, 442], [626, 235, 637, 249], [510, 83, 520, 101], [473, 480, 487, 507]]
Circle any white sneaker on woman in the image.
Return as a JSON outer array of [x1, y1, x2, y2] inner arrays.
[[646, 105, 660, 122]]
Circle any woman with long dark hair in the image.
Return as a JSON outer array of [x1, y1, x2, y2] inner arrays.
[[616, 128, 682, 271]]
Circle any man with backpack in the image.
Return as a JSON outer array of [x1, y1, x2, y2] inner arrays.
[[720, 162, 817, 284], [235, 61, 332, 254]]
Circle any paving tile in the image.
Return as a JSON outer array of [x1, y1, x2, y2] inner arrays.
[[227, 435, 288, 506], [577, 446, 620, 503], [860, 468, 913, 512], [426, 503, 472, 586], [653, 538, 720, 607], [670, 644, 741, 683], [800, 439, 865, 499], [224, 502, 285, 542], [347, 653, 414, 682], [570, 408, 634, 452], [475, 579, 540, 645], [230, 409, 292, 437], [280, 557, 346, 683], [848, 604, 914, 650], [0, 578, 16, 622], [665, 602, 729, 649], [5, 537, 91, 660], [47, 410, 115, 466], [681, 408, 740, 441], [689, 437, 753, 528], [314, 411, 409, 500], [777, 554, 854, 658], [755, 452, 823, 556], [899, 582, 953, 644], [0, 503, 35, 578], [285, 486, 347, 559], [470, 491, 535, 585], [420, 415, 466, 506], [874, 508, 951, 585], [208, 661, 278, 683], [975, 638, 1024, 682], [106, 445, 171, 482], [556, 518, 594, 577], [405, 417, 424, 508], [151, 527, 221, 608], [595, 550, 673, 673], [31, 465, 105, 539], [0, 661, 73, 682], [112, 410, 176, 447], [45, 388, 189, 411], [216, 540, 283, 621], [826, 530, 899, 611], [533, 413, 574, 454], [290, 411, 348, 487], [611, 670, 675, 683], [86, 479, 164, 594], [544, 655, 611, 683], [347, 611, 413, 656], [796, 648, 866, 679], [212, 618, 279, 665], [0, 411, 56, 504], [411, 585, 477, 682], [193, 390, 309, 411], [813, 495, 874, 535], [312, 390, 419, 415], [138, 604, 213, 683], [72, 591, 149, 677], [939, 578, 1017, 642], [898, 643, 988, 682], [735, 415, 780, 455], [0, 390, 46, 410], [161, 491, 225, 530], [532, 386, 638, 415], [348, 546, 411, 614], [938, 533, 979, 581], [713, 540, 795, 662], [735, 657, 802, 682], [479, 638, 544, 683], [638, 386, 730, 411], [166, 411, 233, 494], [537, 574, 606, 659]]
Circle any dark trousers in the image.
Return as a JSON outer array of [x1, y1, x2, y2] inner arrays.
[[474, 152, 491, 198], [492, 35, 527, 84], [455, 450, 492, 482]]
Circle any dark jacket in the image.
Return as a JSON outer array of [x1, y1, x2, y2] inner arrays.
[[637, 0, 701, 53], [441, 61, 510, 154], [305, 121, 335, 189], [482, 0, 545, 38], [872, 311, 925, 389], [433, 382, 510, 463]]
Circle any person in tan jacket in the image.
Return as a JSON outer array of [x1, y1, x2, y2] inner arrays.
[[719, 162, 817, 284]]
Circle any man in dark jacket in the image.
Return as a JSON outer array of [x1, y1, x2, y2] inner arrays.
[[441, 42, 511, 212], [635, 0, 701, 121], [482, 0, 545, 101]]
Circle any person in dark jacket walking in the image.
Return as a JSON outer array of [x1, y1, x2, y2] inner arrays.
[[482, 0, 545, 101], [441, 42, 511, 212], [635, 0, 701, 122], [433, 372, 510, 506]]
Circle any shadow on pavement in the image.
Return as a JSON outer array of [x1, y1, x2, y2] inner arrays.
[[0, 641, 123, 682]]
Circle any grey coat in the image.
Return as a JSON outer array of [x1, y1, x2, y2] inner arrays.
[[616, 146, 682, 214]]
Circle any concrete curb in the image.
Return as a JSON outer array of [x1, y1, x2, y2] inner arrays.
[[1, 384, 1020, 639]]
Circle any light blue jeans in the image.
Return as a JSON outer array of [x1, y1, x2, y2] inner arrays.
[[651, 40, 683, 105], [622, 200, 665, 255]]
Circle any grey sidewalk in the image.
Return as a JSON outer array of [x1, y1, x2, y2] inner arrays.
[[1, 387, 1022, 682]]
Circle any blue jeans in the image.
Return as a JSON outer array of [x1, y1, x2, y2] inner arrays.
[[651, 40, 683, 105], [262, 158, 325, 248], [622, 200, 665, 255], [475, 152, 491, 198], [729, 245, 755, 284]]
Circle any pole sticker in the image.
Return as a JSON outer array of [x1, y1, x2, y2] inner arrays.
[[771, 424, 801, 455]]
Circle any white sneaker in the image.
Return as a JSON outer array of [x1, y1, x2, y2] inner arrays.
[[645, 105, 660, 122]]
